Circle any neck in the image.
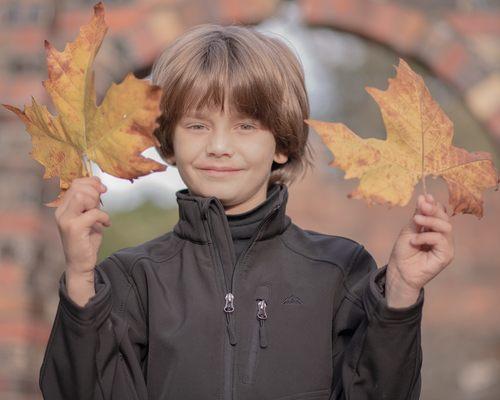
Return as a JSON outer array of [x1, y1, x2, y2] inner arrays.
[[223, 183, 270, 215]]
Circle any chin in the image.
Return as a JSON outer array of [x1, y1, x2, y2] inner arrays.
[[190, 180, 239, 202]]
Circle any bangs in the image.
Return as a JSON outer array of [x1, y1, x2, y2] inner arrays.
[[168, 37, 283, 129]]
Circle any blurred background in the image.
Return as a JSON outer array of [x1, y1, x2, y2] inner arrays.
[[1, 0, 499, 399]]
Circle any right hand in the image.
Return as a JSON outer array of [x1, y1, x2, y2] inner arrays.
[[54, 176, 111, 277]]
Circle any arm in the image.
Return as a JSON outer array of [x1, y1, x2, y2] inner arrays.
[[330, 245, 424, 400], [39, 255, 148, 400]]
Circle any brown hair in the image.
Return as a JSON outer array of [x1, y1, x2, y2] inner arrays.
[[150, 23, 314, 186]]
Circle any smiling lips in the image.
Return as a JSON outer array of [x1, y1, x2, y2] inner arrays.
[[198, 166, 243, 176]]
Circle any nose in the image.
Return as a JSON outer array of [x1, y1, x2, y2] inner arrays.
[[206, 128, 234, 157]]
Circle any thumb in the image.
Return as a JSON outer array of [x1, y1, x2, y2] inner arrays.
[[406, 197, 422, 234]]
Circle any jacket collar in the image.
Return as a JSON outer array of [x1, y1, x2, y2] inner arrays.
[[173, 182, 291, 243]]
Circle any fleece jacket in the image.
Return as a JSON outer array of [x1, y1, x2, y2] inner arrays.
[[39, 182, 424, 400]]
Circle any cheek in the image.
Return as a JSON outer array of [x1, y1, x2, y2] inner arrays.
[[173, 132, 202, 163], [243, 134, 276, 165]]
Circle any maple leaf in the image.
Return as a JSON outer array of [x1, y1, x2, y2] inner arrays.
[[2, 1, 166, 207], [306, 58, 499, 219]]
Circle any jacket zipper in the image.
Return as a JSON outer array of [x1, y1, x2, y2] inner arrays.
[[204, 201, 281, 400], [243, 285, 270, 384], [229, 204, 281, 296], [257, 299, 268, 348], [204, 215, 237, 344]]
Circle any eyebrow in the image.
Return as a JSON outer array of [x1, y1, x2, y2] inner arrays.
[[182, 111, 256, 121]]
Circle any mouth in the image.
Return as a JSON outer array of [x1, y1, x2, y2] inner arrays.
[[198, 167, 243, 177]]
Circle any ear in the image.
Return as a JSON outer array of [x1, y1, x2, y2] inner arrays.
[[165, 154, 176, 166], [273, 151, 288, 165]]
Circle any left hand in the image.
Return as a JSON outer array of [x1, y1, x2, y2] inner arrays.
[[386, 193, 455, 308]]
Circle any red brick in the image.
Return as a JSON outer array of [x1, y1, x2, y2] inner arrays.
[[0, 294, 29, 315], [430, 41, 468, 84], [0, 320, 51, 346], [301, 0, 365, 30], [369, 4, 426, 52], [0, 212, 41, 234], [301, 0, 427, 54], [217, 0, 280, 23], [2, 27, 46, 51], [446, 12, 500, 36], [0, 78, 47, 114], [57, 4, 146, 35], [0, 262, 25, 286]]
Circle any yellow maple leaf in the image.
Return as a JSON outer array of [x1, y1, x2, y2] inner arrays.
[[2, 1, 166, 207], [306, 58, 499, 219]]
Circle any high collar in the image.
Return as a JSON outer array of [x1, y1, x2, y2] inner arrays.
[[173, 182, 291, 243], [226, 182, 281, 240]]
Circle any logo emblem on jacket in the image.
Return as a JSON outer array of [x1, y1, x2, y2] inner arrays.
[[282, 294, 303, 304]]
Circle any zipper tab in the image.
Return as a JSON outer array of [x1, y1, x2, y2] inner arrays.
[[224, 293, 237, 345], [257, 300, 267, 319], [257, 299, 268, 348], [224, 293, 235, 313], [227, 317, 237, 345], [259, 320, 268, 348]]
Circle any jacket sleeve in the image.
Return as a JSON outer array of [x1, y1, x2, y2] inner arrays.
[[39, 255, 149, 400], [331, 245, 424, 400]]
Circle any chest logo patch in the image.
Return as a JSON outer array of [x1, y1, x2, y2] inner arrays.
[[282, 294, 303, 304]]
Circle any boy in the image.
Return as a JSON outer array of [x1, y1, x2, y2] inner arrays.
[[39, 24, 454, 400]]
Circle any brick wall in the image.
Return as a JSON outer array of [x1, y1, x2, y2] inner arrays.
[[1, 0, 499, 399]]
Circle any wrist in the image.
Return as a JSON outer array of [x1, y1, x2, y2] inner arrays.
[[65, 269, 96, 308], [66, 263, 94, 277], [386, 264, 421, 308], [66, 266, 95, 281]]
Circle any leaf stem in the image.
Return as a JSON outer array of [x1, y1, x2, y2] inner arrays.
[[419, 128, 430, 242], [82, 153, 103, 206], [82, 153, 92, 177]]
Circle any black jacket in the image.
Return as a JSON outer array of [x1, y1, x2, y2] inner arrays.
[[39, 182, 424, 400]]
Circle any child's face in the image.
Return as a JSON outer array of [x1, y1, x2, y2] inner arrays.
[[167, 101, 288, 214]]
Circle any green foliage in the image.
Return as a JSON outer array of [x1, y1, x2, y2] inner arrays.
[[98, 200, 179, 262]]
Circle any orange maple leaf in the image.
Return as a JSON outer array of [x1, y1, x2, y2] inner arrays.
[[2, 2, 166, 207], [306, 58, 499, 219]]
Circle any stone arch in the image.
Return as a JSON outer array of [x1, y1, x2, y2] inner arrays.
[[299, 0, 500, 145]]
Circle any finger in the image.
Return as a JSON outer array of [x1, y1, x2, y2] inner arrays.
[[411, 232, 453, 264], [413, 214, 452, 235], [57, 177, 106, 216], [64, 191, 101, 219], [74, 209, 111, 231], [418, 195, 444, 219], [75, 176, 105, 191], [66, 180, 106, 215], [90, 218, 112, 233], [91, 221, 105, 234], [72, 184, 102, 205], [413, 194, 426, 217], [425, 194, 450, 221], [409, 194, 426, 233], [410, 231, 444, 247], [75, 176, 107, 196], [433, 201, 449, 222]]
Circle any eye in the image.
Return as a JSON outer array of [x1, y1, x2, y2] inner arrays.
[[239, 123, 256, 131], [188, 124, 206, 130]]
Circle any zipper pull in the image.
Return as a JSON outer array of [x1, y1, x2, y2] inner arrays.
[[224, 293, 235, 313], [227, 316, 237, 345], [257, 300, 268, 348], [224, 293, 237, 345], [257, 300, 267, 319]]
